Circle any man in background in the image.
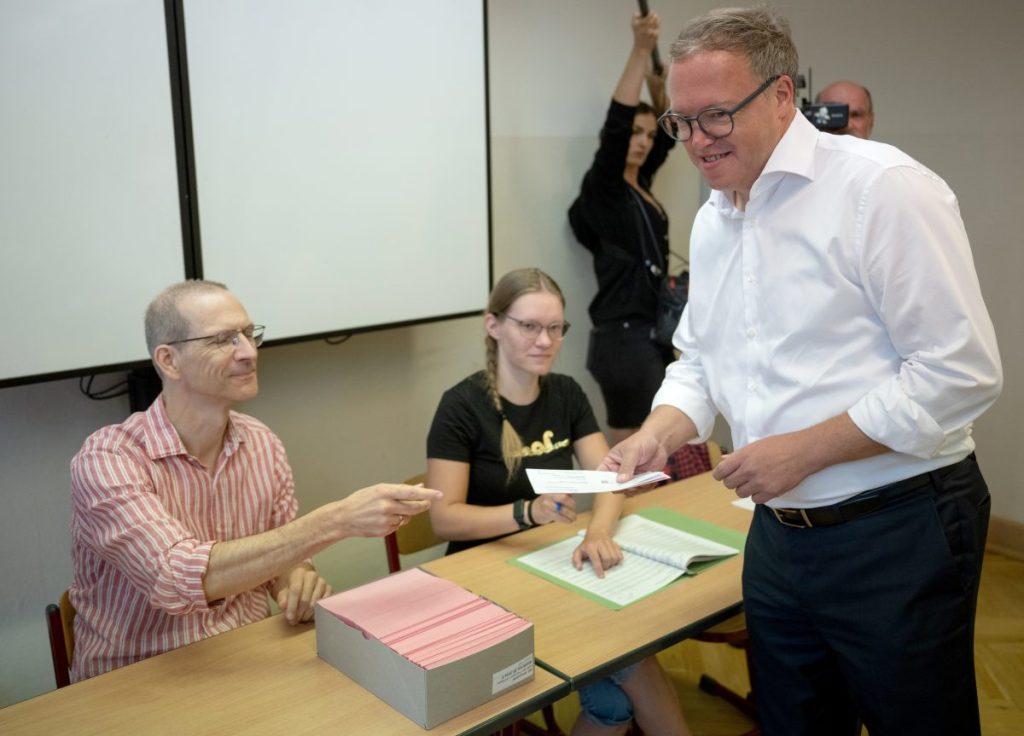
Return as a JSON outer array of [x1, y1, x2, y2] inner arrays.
[[70, 279, 440, 680], [816, 78, 875, 138]]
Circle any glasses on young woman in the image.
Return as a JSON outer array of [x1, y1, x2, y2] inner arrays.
[[500, 314, 571, 341], [657, 75, 781, 142], [166, 325, 266, 352]]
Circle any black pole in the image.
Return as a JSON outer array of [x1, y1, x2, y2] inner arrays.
[[163, 0, 203, 279]]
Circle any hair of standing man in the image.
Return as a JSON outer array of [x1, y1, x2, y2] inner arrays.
[[668, 5, 799, 83], [483, 267, 566, 481]]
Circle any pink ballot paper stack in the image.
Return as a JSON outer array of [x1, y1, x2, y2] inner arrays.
[[315, 568, 535, 728], [319, 568, 531, 668]]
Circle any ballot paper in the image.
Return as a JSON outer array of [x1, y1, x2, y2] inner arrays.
[[318, 568, 531, 669], [525, 468, 670, 494]]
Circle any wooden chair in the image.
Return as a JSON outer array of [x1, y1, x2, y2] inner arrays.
[[693, 613, 758, 734], [384, 474, 444, 574], [384, 474, 565, 736], [45, 590, 76, 688]]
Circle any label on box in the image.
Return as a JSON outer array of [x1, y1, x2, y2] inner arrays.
[[492, 654, 534, 694]]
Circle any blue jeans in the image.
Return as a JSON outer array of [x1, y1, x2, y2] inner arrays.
[[577, 662, 639, 727]]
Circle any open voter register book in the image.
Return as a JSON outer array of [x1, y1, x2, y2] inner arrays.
[[510, 508, 745, 609], [316, 568, 534, 728]]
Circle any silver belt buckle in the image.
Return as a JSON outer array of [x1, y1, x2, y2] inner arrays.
[[771, 507, 814, 528]]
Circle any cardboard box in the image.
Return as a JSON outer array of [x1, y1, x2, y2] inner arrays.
[[315, 596, 534, 729]]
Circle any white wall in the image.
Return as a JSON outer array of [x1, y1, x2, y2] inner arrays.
[[1, 0, 1021, 708]]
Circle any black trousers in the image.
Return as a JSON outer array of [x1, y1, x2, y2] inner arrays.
[[743, 455, 990, 736], [586, 322, 674, 429]]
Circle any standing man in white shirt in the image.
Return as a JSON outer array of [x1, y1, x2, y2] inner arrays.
[[602, 7, 1002, 736]]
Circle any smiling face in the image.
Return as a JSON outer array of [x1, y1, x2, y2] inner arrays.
[[667, 50, 794, 206], [486, 290, 565, 384], [167, 290, 260, 406]]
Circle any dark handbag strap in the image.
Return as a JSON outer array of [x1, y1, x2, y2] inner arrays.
[[628, 187, 667, 295]]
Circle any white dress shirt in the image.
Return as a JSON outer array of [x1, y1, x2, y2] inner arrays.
[[654, 112, 1002, 507]]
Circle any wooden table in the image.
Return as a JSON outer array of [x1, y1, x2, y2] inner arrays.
[[0, 614, 568, 735], [0, 472, 746, 733], [422, 471, 752, 687]]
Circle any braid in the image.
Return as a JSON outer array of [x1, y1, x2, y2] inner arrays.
[[484, 333, 524, 481]]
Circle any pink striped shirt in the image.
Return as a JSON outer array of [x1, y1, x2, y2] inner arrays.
[[69, 395, 297, 681]]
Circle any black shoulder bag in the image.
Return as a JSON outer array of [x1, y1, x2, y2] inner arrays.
[[629, 188, 689, 348]]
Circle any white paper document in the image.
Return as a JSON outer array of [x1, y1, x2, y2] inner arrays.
[[525, 468, 670, 494], [731, 496, 756, 511]]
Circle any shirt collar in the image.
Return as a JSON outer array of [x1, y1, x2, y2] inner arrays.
[[141, 395, 187, 460], [759, 109, 817, 182], [708, 109, 818, 215], [141, 395, 245, 461], [223, 411, 244, 458]]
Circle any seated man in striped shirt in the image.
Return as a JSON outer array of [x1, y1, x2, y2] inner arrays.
[[69, 280, 441, 681]]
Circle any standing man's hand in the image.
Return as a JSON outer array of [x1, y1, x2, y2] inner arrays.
[[598, 431, 667, 483], [713, 414, 890, 503], [712, 433, 811, 503], [599, 406, 699, 482]]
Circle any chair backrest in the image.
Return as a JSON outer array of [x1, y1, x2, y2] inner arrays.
[[45, 590, 76, 688], [384, 473, 445, 573]]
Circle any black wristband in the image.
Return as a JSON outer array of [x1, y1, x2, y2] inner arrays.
[[526, 499, 537, 526], [512, 499, 530, 530]]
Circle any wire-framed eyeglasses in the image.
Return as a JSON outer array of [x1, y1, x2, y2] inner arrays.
[[657, 75, 781, 142], [500, 314, 571, 341], [166, 325, 266, 351]]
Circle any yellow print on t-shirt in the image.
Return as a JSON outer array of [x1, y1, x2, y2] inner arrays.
[[516, 430, 570, 457]]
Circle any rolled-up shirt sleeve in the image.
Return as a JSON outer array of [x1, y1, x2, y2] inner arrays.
[[847, 165, 1003, 457], [652, 305, 719, 442], [71, 447, 215, 616]]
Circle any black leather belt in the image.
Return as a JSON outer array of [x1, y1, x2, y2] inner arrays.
[[768, 461, 965, 529]]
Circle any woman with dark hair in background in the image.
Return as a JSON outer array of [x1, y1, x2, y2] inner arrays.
[[569, 11, 678, 445]]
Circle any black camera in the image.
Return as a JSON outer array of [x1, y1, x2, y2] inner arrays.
[[801, 102, 849, 131], [794, 71, 849, 131]]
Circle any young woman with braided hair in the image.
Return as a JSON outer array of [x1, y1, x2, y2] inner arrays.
[[427, 268, 689, 736]]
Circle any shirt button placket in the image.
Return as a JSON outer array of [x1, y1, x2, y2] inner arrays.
[[741, 217, 762, 428]]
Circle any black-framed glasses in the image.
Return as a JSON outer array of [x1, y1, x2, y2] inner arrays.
[[500, 314, 571, 341], [658, 75, 781, 142], [167, 325, 266, 351]]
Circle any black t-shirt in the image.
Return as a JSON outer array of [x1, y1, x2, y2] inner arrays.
[[426, 371, 601, 554], [568, 99, 675, 326]]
